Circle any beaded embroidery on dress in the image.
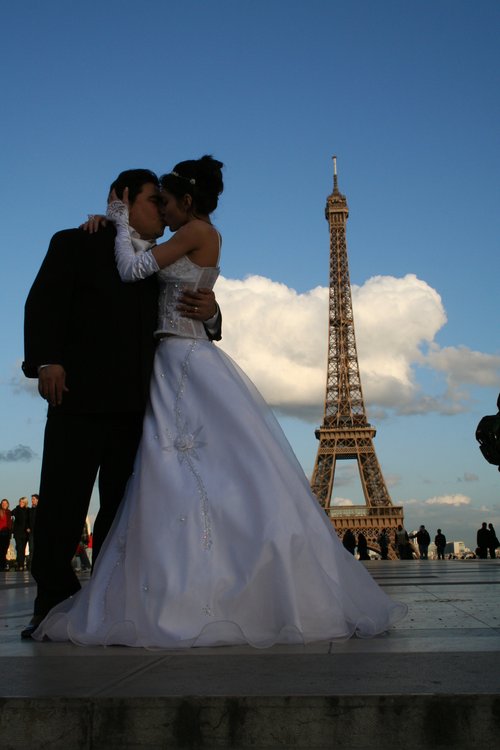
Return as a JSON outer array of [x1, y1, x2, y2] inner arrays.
[[155, 256, 219, 339], [34, 251, 407, 648]]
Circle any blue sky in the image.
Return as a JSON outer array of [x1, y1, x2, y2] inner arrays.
[[1, 0, 499, 549]]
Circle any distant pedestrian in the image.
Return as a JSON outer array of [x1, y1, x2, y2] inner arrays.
[[357, 532, 370, 560], [27, 494, 38, 570], [0, 499, 13, 571], [73, 543, 91, 572], [487, 523, 499, 559], [377, 528, 390, 560], [434, 529, 446, 560], [12, 497, 30, 571], [412, 525, 431, 559], [477, 522, 490, 559], [342, 529, 356, 555], [73, 523, 91, 572], [86, 529, 93, 565], [395, 524, 411, 559]]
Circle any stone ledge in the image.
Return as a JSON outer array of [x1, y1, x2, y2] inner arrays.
[[1, 694, 499, 750]]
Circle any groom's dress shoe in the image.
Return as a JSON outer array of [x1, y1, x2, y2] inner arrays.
[[21, 616, 44, 640]]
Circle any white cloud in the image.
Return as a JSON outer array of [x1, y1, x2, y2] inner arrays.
[[216, 272, 500, 420], [0, 444, 37, 462], [461, 473, 479, 482], [331, 497, 354, 506], [8, 360, 38, 397], [424, 495, 471, 507], [353, 273, 446, 405], [13, 272, 499, 424], [425, 345, 500, 387], [215, 275, 327, 420], [384, 473, 403, 488]]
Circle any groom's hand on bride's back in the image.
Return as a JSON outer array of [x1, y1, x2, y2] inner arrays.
[[79, 215, 108, 234], [178, 289, 218, 322]]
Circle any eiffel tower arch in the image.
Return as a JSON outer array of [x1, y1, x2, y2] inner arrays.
[[310, 158, 404, 560]]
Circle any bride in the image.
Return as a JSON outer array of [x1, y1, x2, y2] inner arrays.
[[34, 155, 406, 648]]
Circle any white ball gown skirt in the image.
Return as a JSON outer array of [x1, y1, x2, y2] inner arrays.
[[34, 337, 407, 648]]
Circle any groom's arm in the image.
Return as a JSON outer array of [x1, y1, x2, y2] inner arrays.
[[23, 229, 79, 379], [203, 305, 222, 341], [178, 289, 222, 341]]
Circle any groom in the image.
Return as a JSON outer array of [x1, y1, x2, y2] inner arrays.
[[21, 168, 221, 638]]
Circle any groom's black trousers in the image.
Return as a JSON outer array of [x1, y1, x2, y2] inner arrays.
[[31, 410, 143, 619]]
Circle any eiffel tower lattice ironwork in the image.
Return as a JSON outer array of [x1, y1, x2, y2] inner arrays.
[[310, 158, 404, 559]]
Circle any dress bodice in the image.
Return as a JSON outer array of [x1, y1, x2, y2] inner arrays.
[[155, 255, 220, 339]]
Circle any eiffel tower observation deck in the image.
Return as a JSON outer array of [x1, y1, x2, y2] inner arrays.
[[310, 158, 404, 559]]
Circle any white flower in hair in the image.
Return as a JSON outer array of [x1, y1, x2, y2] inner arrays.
[[170, 171, 196, 185]]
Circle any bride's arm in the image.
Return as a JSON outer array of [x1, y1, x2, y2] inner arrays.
[[107, 200, 200, 283], [106, 199, 220, 330], [107, 201, 160, 281]]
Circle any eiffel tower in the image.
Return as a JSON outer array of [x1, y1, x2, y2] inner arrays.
[[310, 157, 404, 559]]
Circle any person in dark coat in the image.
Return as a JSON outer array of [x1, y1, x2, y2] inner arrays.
[[487, 523, 499, 559], [377, 528, 390, 560], [477, 522, 490, 559], [26, 494, 38, 570], [12, 497, 30, 571], [395, 524, 410, 559], [414, 525, 431, 559], [342, 529, 356, 555], [434, 529, 446, 560], [357, 532, 370, 560], [21, 169, 221, 638]]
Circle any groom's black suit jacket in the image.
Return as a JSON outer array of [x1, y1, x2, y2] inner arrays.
[[23, 225, 159, 616], [23, 225, 158, 414]]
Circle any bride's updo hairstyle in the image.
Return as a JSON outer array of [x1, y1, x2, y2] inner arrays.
[[160, 155, 224, 216]]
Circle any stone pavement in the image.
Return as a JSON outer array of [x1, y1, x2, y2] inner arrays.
[[0, 559, 499, 749]]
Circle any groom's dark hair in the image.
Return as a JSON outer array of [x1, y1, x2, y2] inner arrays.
[[108, 169, 159, 204]]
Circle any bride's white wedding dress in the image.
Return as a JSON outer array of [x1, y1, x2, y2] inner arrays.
[[34, 220, 406, 648]]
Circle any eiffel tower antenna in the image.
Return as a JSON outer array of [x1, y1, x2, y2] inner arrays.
[[310, 157, 405, 558]]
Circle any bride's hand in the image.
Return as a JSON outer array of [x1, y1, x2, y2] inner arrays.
[[108, 187, 130, 208], [80, 189, 131, 233], [80, 215, 108, 233], [107, 187, 130, 226]]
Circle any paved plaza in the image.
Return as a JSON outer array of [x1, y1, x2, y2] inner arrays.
[[0, 559, 499, 749]]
